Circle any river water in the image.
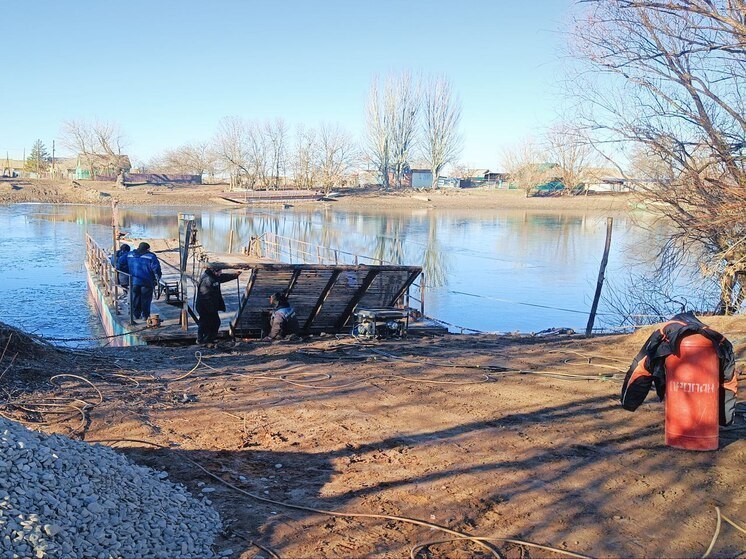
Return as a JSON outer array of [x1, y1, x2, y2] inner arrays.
[[0, 203, 693, 344]]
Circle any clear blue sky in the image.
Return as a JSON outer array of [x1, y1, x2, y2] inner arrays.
[[1, 0, 574, 170]]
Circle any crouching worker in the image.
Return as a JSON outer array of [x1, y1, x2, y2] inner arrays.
[[196, 265, 242, 345], [262, 292, 300, 341]]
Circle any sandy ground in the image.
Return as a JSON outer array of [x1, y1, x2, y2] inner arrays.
[[3, 318, 745, 559], [0, 178, 633, 212]]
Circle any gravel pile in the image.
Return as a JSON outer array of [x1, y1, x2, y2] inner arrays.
[[0, 418, 222, 558]]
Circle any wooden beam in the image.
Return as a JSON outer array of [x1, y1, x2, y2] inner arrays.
[[229, 269, 257, 333], [285, 268, 302, 297], [303, 270, 341, 332], [335, 270, 380, 330], [389, 269, 422, 306]]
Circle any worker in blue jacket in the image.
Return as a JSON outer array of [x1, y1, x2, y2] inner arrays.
[[114, 243, 131, 288], [126, 242, 162, 322]]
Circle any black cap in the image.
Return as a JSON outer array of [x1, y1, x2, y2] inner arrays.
[[138, 242, 150, 252]]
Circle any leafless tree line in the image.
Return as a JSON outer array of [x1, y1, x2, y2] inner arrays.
[[59, 116, 357, 192], [365, 72, 462, 189], [208, 118, 357, 192], [152, 118, 356, 193], [570, 0, 746, 314], [60, 71, 463, 192]]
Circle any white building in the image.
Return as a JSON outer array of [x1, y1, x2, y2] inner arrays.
[[411, 168, 433, 188]]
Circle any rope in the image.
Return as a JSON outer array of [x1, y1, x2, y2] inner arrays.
[[44, 326, 150, 343], [411, 537, 592, 559], [446, 289, 599, 316], [416, 312, 486, 334], [700, 506, 746, 558], [702, 507, 722, 559], [89, 437, 590, 559]]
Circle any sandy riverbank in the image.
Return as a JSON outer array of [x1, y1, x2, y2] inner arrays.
[[2, 317, 744, 558], [0, 177, 634, 212]]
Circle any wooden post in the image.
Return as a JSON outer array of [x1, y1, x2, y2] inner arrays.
[[420, 274, 426, 315], [585, 217, 614, 337], [228, 229, 235, 253]]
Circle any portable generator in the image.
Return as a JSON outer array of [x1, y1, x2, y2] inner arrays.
[[353, 308, 408, 339]]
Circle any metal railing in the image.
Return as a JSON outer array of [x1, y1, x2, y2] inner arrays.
[[86, 234, 133, 321]]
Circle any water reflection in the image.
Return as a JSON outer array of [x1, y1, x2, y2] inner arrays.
[[0, 203, 699, 339]]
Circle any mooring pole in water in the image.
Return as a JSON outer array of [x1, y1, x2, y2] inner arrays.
[[585, 217, 614, 337], [228, 229, 234, 253], [177, 213, 195, 331]]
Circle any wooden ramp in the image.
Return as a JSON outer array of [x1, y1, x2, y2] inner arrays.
[[215, 263, 421, 337]]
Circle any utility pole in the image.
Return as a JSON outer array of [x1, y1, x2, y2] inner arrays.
[[585, 217, 614, 337], [52, 140, 55, 177]]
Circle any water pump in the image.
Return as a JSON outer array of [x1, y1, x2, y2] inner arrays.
[[353, 308, 408, 339]]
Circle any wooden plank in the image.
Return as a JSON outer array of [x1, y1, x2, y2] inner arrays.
[[285, 268, 302, 297], [335, 270, 380, 329], [389, 269, 421, 306], [230, 269, 258, 332], [303, 270, 341, 332], [358, 271, 410, 308]]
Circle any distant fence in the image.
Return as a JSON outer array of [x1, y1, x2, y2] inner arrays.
[[94, 173, 202, 184]]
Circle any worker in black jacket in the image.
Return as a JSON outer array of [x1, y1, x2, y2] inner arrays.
[[195, 266, 241, 345], [621, 312, 738, 425]]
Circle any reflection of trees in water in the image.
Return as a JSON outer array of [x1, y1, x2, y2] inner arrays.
[[503, 211, 588, 266], [372, 217, 406, 264], [420, 217, 449, 288]]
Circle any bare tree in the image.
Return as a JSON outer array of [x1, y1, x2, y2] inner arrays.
[[214, 117, 255, 189], [60, 119, 128, 178], [389, 72, 419, 188], [292, 124, 318, 189], [572, 0, 746, 313], [500, 140, 552, 196], [422, 75, 462, 189], [545, 122, 595, 194], [151, 142, 216, 178], [264, 118, 287, 189], [365, 76, 392, 189], [316, 123, 357, 193], [246, 120, 269, 187], [450, 161, 472, 181]]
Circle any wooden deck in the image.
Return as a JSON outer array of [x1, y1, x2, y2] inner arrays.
[[204, 261, 421, 337], [87, 235, 443, 345]]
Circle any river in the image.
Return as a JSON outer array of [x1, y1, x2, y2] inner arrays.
[[0, 203, 703, 344]]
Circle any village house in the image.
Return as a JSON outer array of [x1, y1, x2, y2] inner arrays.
[[74, 153, 132, 180]]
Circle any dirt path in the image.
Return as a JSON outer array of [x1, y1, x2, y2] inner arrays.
[[5, 322, 744, 558]]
